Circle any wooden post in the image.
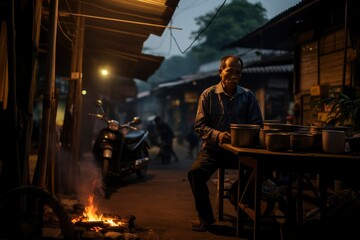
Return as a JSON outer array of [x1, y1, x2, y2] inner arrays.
[[37, 0, 58, 188]]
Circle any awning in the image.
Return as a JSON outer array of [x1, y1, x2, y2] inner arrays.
[[55, 0, 179, 81]]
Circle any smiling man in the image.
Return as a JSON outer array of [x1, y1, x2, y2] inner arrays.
[[187, 55, 263, 231]]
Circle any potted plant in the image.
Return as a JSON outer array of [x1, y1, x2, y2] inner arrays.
[[320, 93, 359, 130], [317, 91, 360, 153]]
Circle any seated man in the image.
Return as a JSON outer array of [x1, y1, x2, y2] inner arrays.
[[187, 55, 263, 231]]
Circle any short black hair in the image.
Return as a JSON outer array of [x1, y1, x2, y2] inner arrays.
[[219, 55, 243, 69]]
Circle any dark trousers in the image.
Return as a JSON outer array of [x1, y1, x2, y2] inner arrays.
[[187, 146, 239, 221]]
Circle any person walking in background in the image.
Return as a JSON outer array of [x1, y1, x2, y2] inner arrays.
[[145, 116, 160, 147], [187, 55, 263, 231], [154, 116, 179, 163], [186, 123, 200, 159]]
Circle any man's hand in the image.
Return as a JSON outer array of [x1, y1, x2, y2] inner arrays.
[[218, 132, 231, 144]]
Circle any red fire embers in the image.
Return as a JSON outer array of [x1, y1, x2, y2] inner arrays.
[[71, 194, 136, 239]]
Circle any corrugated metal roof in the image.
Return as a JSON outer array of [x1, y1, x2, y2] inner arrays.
[[223, 0, 360, 51], [150, 49, 294, 91], [244, 64, 293, 74], [154, 64, 293, 91]]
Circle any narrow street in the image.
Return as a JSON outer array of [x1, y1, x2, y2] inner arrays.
[[26, 138, 360, 240], [74, 140, 245, 240]]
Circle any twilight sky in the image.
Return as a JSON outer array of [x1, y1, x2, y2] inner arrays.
[[143, 0, 301, 58]]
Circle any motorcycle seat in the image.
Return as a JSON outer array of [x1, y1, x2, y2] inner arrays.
[[125, 130, 146, 143]]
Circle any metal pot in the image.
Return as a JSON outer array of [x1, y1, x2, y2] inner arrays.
[[265, 132, 290, 151], [263, 123, 295, 132], [259, 128, 281, 148], [322, 130, 346, 154], [347, 136, 360, 154], [230, 124, 260, 147], [290, 132, 315, 152]]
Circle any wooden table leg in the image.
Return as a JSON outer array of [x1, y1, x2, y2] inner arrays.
[[236, 161, 243, 237], [217, 168, 225, 221], [297, 173, 304, 224], [253, 160, 260, 240], [317, 172, 328, 221], [286, 173, 297, 225]]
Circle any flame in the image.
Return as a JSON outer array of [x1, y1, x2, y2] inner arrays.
[[83, 194, 103, 221], [72, 194, 124, 227]]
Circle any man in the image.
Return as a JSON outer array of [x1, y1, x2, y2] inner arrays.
[[188, 55, 263, 231], [186, 123, 200, 158], [154, 116, 179, 163]]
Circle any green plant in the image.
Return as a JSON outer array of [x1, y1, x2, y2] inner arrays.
[[317, 92, 360, 132]]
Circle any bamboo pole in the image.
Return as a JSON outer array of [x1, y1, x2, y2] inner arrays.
[[37, 0, 58, 188]]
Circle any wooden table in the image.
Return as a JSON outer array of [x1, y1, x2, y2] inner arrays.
[[220, 143, 360, 239]]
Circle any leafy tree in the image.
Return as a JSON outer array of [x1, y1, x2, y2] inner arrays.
[[148, 0, 268, 84], [192, 0, 267, 49], [191, 0, 267, 62]]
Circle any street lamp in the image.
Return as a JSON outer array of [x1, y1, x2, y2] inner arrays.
[[100, 68, 109, 77], [99, 67, 110, 100]]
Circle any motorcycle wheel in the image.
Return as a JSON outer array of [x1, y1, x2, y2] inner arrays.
[[102, 158, 111, 199], [135, 147, 149, 178]]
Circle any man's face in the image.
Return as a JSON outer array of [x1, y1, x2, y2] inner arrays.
[[219, 57, 242, 93]]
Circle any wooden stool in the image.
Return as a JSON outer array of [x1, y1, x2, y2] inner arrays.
[[216, 167, 235, 221], [216, 167, 289, 223]]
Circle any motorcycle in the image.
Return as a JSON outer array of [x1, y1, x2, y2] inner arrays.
[[89, 99, 151, 198]]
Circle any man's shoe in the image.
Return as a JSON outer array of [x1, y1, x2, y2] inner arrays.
[[191, 218, 215, 232]]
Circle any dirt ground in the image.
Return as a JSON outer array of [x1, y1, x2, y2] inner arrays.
[[29, 139, 360, 240]]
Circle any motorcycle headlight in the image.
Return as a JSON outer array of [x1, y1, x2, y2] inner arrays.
[[103, 148, 113, 158], [108, 120, 120, 131], [105, 132, 117, 140]]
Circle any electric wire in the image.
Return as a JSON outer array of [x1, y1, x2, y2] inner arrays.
[[57, 0, 76, 43], [170, 0, 227, 55], [57, 18, 73, 45]]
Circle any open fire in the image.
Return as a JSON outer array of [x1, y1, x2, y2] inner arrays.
[[71, 194, 136, 238], [72, 194, 124, 228]]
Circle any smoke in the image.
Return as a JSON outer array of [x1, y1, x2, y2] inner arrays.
[[76, 152, 105, 203]]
